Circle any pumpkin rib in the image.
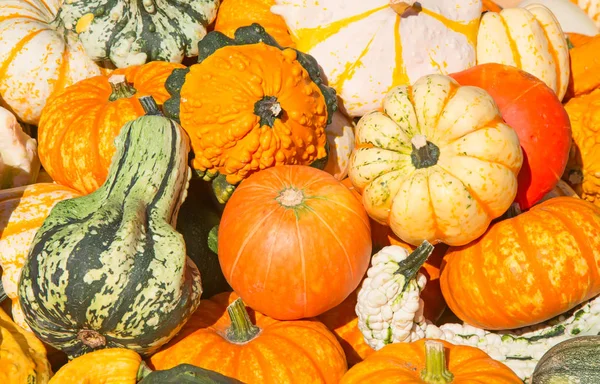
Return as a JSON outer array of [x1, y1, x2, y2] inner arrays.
[[498, 14, 522, 68], [262, 209, 287, 287], [294, 217, 309, 315], [318, 198, 371, 230], [266, 332, 328, 383], [436, 166, 494, 218]]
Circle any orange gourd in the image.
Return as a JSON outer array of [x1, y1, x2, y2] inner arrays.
[[566, 35, 600, 99], [567, 32, 595, 47], [37, 61, 184, 194], [49, 348, 141, 383], [214, 0, 294, 47], [441, 197, 600, 330], [149, 292, 347, 384], [219, 166, 371, 320], [482, 0, 503, 12], [340, 339, 521, 384]]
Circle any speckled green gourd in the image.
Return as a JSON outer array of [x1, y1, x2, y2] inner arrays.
[[138, 363, 243, 384], [18, 96, 202, 359], [56, 0, 220, 68], [532, 336, 600, 384]]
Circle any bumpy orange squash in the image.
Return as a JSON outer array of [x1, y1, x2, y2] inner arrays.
[[38, 61, 184, 194]]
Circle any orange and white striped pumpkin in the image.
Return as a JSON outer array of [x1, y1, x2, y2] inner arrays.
[[570, 0, 600, 28], [0, 0, 105, 125], [477, 4, 570, 100], [0, 183, 79, 329]]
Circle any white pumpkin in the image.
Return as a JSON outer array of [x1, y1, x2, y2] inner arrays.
[[271, 0, 482, 117], [324, 111, 355, 180], [561, 0, 600, 29], [0, 107, 39, 190], [0, 0, 104, 125], [477, 4, 570, 100], [349, 74, 523, 246], [518, 0, 599, 35]]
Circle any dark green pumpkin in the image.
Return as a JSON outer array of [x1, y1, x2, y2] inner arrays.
[[18, 96, 202, 359], [138, 364, 242, 384], [176, 178, 230, 299], [164, 23, 336, 204], [532, 336, 600, 384]]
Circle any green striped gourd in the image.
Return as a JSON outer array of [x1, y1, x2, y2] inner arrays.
[[18, 96, 202, 359]]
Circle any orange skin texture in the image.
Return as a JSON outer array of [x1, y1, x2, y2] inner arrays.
[[341, 178, 447, 323], [215, 0, 295, 47], [441, 197, 600, 330], [566, 35, 600, 99], [340, 339, 522, 384], [149, 292, 347, 384], [49, 349, 141, 383], [317, 289, 374, 367], [482, 0, 503, 12], [218, 166, 371, 320], [37, 61, 184, 195], [451, 63, 572, 210], [179, 44, 328, 185]]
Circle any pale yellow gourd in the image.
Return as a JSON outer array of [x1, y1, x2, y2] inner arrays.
[[325, 112, 356, 180]]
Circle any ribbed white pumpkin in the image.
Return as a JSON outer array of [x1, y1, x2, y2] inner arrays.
[[0, 0, 104, 125], [569, 0, 600, 29], [518, 0, 599, 35], [271, 0, 482, 117], [477, 4, 570, 101]]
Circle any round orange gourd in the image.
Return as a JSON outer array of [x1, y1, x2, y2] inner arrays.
[[37, 61, 184, 194], [214, 0, 294, 47], [219, 166, 371, 320], [441, 197, 600, 330], [149, 292, 347, 384], [49, 348, 141, 384], [0, 183, 79, 330], [340, 339, 521, 384]]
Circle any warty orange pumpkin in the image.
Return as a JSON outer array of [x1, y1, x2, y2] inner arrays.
[[37, 61, 185, 195], [149, 292, 347, 384], [0, 183, 80, 330], [218, 166, 372, 320], [441, 197, 600, 330]]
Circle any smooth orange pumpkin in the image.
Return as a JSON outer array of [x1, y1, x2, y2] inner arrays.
[[451, 63, 572, 210], [340, 339, 521, 384], [214, 0, 294, 47], [49, 348, 142, 383], [482, 0, 503, 12], [441, 197, 600, 330], [37, 61, 185, 194], [219, 166, 372, 320], [149, 292, 347, 384]]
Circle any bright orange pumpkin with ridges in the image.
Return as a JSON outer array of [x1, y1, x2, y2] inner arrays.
[[219, 166, 371, 320], [441, 197, 600, 330], [340, 339, 521, 384], [37, 61, 184, 194], [49, 348, 141, 383], [0, 183, 80, 331], [214, 0, 294, 47], [149, 292, 347, 384]]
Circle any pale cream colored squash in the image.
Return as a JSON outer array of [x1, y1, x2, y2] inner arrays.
[[518, 0, 599, 35], [569, 0, 600, 29], [271, 0, 481, 117], [0, 107, 39, 189], [325, 111, 355, 180], [477, 4, 570, 100], [348, 74, 523, 246]]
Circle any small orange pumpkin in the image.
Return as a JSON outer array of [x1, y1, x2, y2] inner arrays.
[[149, 292, 347, 384], [49, 348, 142, 383], [340, 339, 521, 383], [38, 61, 184, 194]]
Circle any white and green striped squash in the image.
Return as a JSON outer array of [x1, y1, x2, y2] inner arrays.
[[57, 0, 220, 68], [532, 336, 600, 384], [18, 96, 202, 359]]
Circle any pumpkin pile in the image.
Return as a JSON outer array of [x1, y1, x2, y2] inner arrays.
[[1, 0, 600, 383]]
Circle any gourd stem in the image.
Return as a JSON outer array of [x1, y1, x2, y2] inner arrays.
[[389, 1, 419, 16], [136, 361, 154, 381], [421, 340, 454, 384], [108, 74, 137, 101], [226, 298, 261, 344], [411, 135, 440, 169], [395, 240, 434, 291], [254, 96, 283, 127], [139, 96, 163, 116]]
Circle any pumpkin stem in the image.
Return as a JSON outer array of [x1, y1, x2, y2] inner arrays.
[[411, 135, 440, 169], [389, 1, 420, 16], [254, 96, 283, 127], [225, 298, 261, 344], [139, 95, 163, 116], [77, 329, 106, 349], [421, 340, 455, 384], [395, 240, 434, 291], [136, 361, 154, 381], [108, 74, 137, 102]]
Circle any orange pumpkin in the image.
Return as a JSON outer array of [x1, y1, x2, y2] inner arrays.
[[219, 166, 372, 320], [49, 348, 142, 383], [0, 183, 80, 330], [317, 289, 374, 367], [340, 339, 521, 384], [214, 0, 294, 47], [149, 292, 347, 383], [37, 61, 185, 194], [441, 197, 600, 330], [482, 0, 503, 12]]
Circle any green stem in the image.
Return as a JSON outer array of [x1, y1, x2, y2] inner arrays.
[[226, 298, 261, 344], [108, 74, 137, 102], [136, 361, 153, 382], [420, 340, 454, 384], [411, 135, 440, 169], [139, 96, 163, 116], [395, 240, 434, 291]]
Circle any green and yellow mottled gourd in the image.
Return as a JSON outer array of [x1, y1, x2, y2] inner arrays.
[[18, 96, 202, 359]]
